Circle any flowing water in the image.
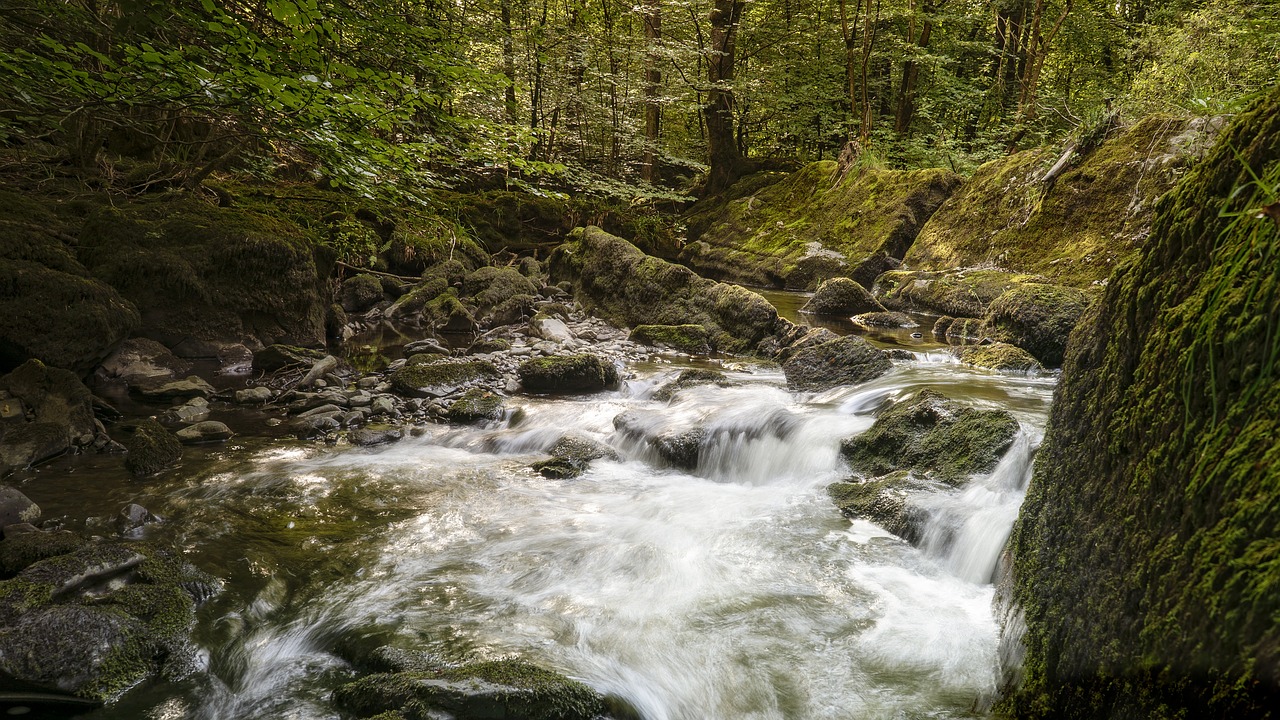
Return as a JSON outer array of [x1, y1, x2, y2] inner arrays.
[[24, 300, 1055, 720]]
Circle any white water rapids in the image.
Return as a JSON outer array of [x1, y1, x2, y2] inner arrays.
[[133, 357, 1053, 720]]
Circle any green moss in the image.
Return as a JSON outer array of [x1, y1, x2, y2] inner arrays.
[[629, 324, 711, 354], [781, 336, 893, 392], [0, 577, 54, 625], [341, 273, 386, 313], [405, 353, 449, 366], [469, 337, 511, 353], [840, 389, 1019, 485], [421, 290, 476, 333], [1003, 88, 1280, 718], [801, 277, 884, 316], [123, 419, 181, 477], [652, 368, 729, 402], [827, 472, 932, 542], [518, 354, 619, 394], [876, 268, 1044, 318], [389, 360, 498, 398], [0, 530, 86, 576], [386, 277, 450, 320], [446, 388, 505, 423], [464, 266, 539, 311], [680, 162, 961, 288], [908, 115, 1193, 287], [981, 283, 1091, 367], [952, 343, 1043, 374], [531, 434, 618, 478]]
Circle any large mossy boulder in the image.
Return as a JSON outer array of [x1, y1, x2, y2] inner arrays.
[[547, 227, 781, 354], [840, 389, 1018, 485], [463, 266, 539, 312], [340, 274, 386, 313], [1001, 90, 1280, 718], [333, 658, 606, 720], [628, 325, 711, 354], [952, 343, 1043, 374], [800, 277, 884, 316], [445, 388, 505, 423], [906, 115, 1221, 287], [0, 191, 139, 375], [76, 198, 327, 351], [0, 360, 100, 475], [980, 283, 1090, 367], [780, 336, 892, 392], [0, 539, 217, 702], [679, 162, 960, 289], [518, 355, 618, 394]]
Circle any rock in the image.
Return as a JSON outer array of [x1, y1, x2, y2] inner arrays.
[[117, 504, 159, 534], [801, 278, 885, 316], [235, 386, 273, 405], [952, 343, 1044, 374], [981, 283, 1090, 367], [123, 419, 182, 476], [463, 266, 540, 312], [518, 355, 619, 394], [0, 529, 85, 574], [133, 375, 215, 401], [0, 485, 41, 531], [341, 274, 385, 313], [781, 336, 893, 392], [291, 415, 340, 439], [161, 399, 210, 424], [629, 325, 711, 355], [652, 369, 728, 402], [332, 658, 606, 720], [370, 396, 396, 416], [0, 422, 70, 475], [98, 338, 191, 384], [175, 421, 234, 444], [827, 473, 937, 543], [852, 311, 918, 328], [349, 425, 403, 446], [389, 360, 500, 399], [532, 434, 619, 478], [655, 427, 707, 470], [839, 389, 1019, 485], [469, 337, 511, 354], [876, 269, 1044, 318], [298, 404, 343, 419], [298, 355, 339, 389], [488, 294, 537, 326], [0, 360, 97, 446], [445, 389, 505, 423], [386, 277, 450, 320], [252, 344, 326, 373], [529, 315, 574, 343]]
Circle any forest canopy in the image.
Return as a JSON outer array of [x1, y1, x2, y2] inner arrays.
[[1, 0, 1277, 200]]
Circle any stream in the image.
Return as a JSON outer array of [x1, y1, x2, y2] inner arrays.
[[21, 294, 1055, 720]]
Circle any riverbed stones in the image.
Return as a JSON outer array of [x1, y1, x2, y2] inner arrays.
[[801, 278, 884, 316], [332, 658, 606, 720], [235, 386, 274, 405], [175, 421, 234, 444], [518, 354, 618, 394], [123, 419, 182, 476], [840, 389, 1019, 485], [389, 359, 500, 399], [781, 336, 893, 392]]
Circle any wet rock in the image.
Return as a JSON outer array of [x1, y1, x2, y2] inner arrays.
[[529, 315, 574, 343], [952, 343, 1043, 374], [298, 355, 340, 389], [628, 325, 711, 355], [980, 283, 1089, 367], [389, 360, 500, 399], [123, 419, 182, 477], [464, 266, 539, 313], [0, 360, 97, 445], [175, 421, 234, 445], [386, 277, 449, 320], [291, 415, 340, 439], [161, 397, 209, 424], [98, 338, 191, 385], [839, 389, 1019, 486], [852, 311, 918, 328], [876, 269, 1044, 318], [518, 354, 619, 394], [469, 337, 512, 354], [0, 529, 85, 575], [298, 404, 344, 419], [827, 472, 938, 543], [252, 344, 326, 373], [445, 389, 505, 423], [781, 336, 893, 392], [370, 396, 396, 416], [0, 422, 69, 475], [656, 427, 707, 470], [532, 434, 619, 478], [349, 425, 403, 446], [651, 369, 728, 402], [341, 274, 385, 313], [0, 486, 41, 532], [488, 294, 538, 326], [132, 375, 215, 401], [235, 386, 273, 405], [801, 278, 884, 316], [332, 658, 606, 720], [117, 504, 159, 535]]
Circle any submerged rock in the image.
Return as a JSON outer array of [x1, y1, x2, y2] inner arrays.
[[801, 278, 884, 316], [532, 434, 619, 478], [651, 368, 728, 402], [445, 389, 505, 423], [518, 355, 618, 394], [781, 336, 892, 392], [827, 472, 937, 543], [840, 389, 1018, 485]]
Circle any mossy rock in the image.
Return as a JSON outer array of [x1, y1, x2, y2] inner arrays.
[[652, 368, 729, 402], [781, 336, 892, 392], [405, 352, 450, 366], [333, 658, 605, 720], [1002, 89, 1280, 717], [801, 278, 884, 316], [981, 283, 1090, 367], [252, 344, 326, 373], [547, 227, 780, 354], [487, 293, 537, 326], [518, 355, 619, 394], [123, 419, 181, 477], [875, 269, 1044, 318], [388, 360, 499, 398], [463, 266, 539, 312], [0, 530, 86, 576], [679, 162, 961, 289], [839, 389, 1019, 485], [0, 422, 70, 475], [827, 472, 935, 543], [381, 217, 489, 277], [446, 389, 505, 423], [532, 434, 619, 479], [421, 290, 477, 334], [629, 325, 711, 354], [1, 359, 97, 443], [341, 274, 386, 313], [852, 311, 918, 328], [469, 337, 512, 354], [952, 343, 1043, 374], [386, 277, 450, 320]]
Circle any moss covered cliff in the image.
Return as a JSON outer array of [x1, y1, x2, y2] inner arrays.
[[1003, 89, 1280, 717]]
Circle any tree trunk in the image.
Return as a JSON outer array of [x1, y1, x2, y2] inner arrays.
[[704, 0, 746, 195], [642, 0, 662, 183], [894, 0, 933, 136], [500, 0, 519, 125]]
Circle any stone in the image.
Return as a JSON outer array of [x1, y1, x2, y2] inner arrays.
[[340, 274, 385, 313], [291, 415, 340, 439], [234, 386, 273, 405], [628, 325, 711, 355], [133, 376, 215, 401], [0, 485, 41, 530], [175, 421, 234, 444], [388, 360, 500, 399], [0, 360, 97, 445], [981, 283, 1090, 367], [827, 472, 938, 543], [252, 344, 326, 373], [801, 278, 885, 316], [298, 355, 339, 389], [117, 504, 159, 534], [518, 354, 619, 394], [529, 315, 574, 343], [445, 389, 505, 423], [98, 338, 191, 384], [781, 336, 893, 392], [952, 343, 1044, 374], [652, 369, 729, 402], [531, 434, 619, 478], [123, 419, 182, 477], [370, 396, 396, 416], [0, 422, 69, 475], [349, 425, 403, 446], [851, 311, 919, 328]]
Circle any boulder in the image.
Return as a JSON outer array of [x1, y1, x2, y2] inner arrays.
[[827, 472, 937, 543], [445, 389, 505, 423], [532, 434, 619, 478], [851, 311, 918, 328], [529, 315, 574, 343], [349, 425, 403, 446], [629, 325, 711, 355], [132, 375, 215, 401], [386, 277, 450, 320], [839, 389, 1019, 485], [0, 529, 85, 574], [234, 386, 273, 405], [875, 269, 1043, 318], [0, 360, 97, 444], [388, 360, 499, 399], [518, 355, 619, 394], [0, 486, 41, 532], [652, 369, 728, 402], [781, 336, 893, 392], [464, 266, 539, 312], [123, 419, 181, 476], [175, 421, 234, 444], [981, 283, 1090, 367], [97, 338, 190, 385], [952, 343, 1044, 374], [801, 278, 884, 316], [340, 274, 385, 313]]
